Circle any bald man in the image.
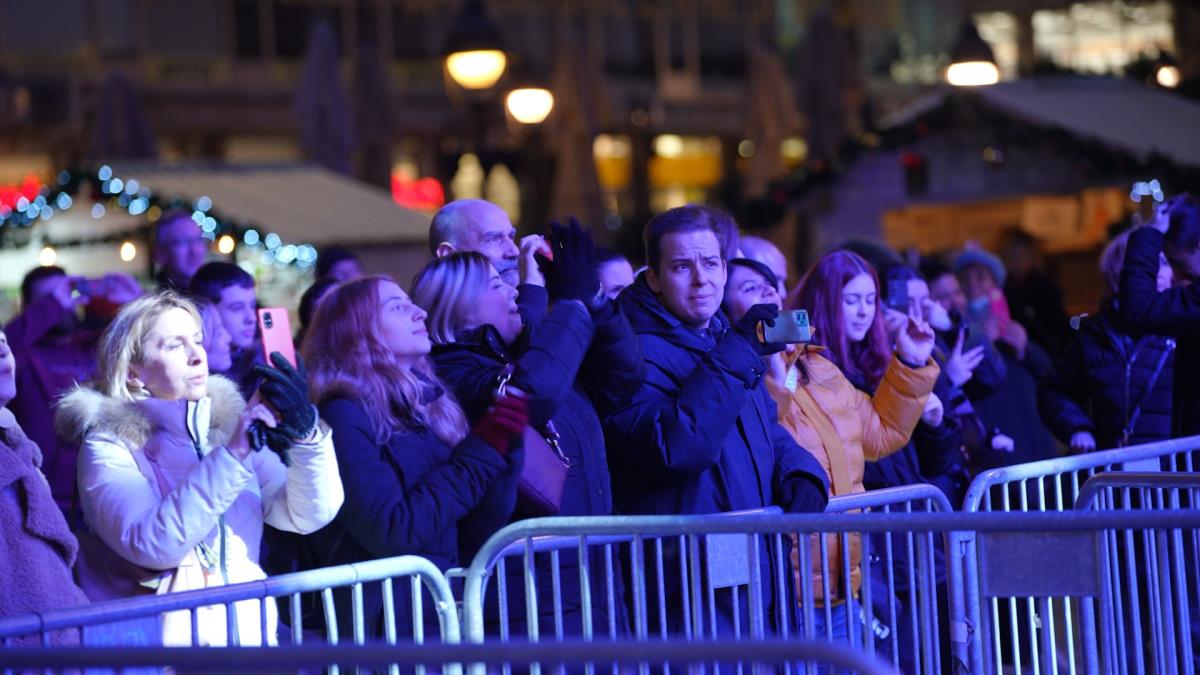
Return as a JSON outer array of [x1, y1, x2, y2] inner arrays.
[[430, 199, 547, 287], [738, 235, 789, 296], [429, 198, 548, 325]]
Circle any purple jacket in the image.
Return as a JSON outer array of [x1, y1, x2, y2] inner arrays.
[[4, 294, 98, 518], [0, 408, 89, 644]]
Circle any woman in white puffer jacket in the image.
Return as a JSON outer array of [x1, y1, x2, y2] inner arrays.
[[55, 292, 343, 646]]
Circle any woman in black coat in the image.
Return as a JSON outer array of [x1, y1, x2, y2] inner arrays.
[[411, 223, 644, 642], [301, 275, 528, 641]]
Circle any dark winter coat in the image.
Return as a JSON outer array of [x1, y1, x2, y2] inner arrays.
[[306, 397, 517, 640], [4, 294, 99, 520], [605, 274, 828, 638], [606, 275, 829, 517], [1039, 308, 1175, 451], [431, 296, 644, 638], [1120, 226, 1200, 436]]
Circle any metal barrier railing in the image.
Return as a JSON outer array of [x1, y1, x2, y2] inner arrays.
[[0, 637, 902, 675], [456, 505, 783, 652], [4, 482, 1200, 675], [956, 437, 1200, 675], [962, 435, 1200, 514], [1074, 473, 1200, 675], [820, 484, 956, 675], [456, 486, 951, 674], [0, 554, 459, 668]]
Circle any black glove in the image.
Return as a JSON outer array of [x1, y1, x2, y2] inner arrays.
[[253, 352, 317, 442], [733, 304, 786, 356], [538, 217, 599, 302]]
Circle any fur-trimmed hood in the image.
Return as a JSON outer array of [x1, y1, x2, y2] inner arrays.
[[55, 375, 246, 450]]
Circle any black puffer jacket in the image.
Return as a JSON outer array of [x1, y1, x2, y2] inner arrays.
[[1038, 308, 1175, 450], [432, 297, 643, 639]]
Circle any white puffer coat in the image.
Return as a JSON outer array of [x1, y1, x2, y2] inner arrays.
[[55, 374, 343, 646]]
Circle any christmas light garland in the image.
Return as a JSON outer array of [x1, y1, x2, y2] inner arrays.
[[0, 166, 317, 269]]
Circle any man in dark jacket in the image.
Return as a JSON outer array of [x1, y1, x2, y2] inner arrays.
[[604, 205, 828, 639], [5, 267, 142, 524], [1121, 194, 1200, 436]]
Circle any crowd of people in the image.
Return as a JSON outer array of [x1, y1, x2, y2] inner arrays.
[[1, 193, 1196, 654]]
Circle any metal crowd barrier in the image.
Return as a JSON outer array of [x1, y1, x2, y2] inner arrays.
[[962, 435, 1200, 514], [1074, 473, 1200, 675], [818, 484, 956, 675], [0, 638, 902, 675], [459, 487, 952, 675], [0, 554, 459, 674], [955, 436, 1200, 675]]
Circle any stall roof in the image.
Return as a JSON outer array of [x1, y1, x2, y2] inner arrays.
[[882, 77, 1200, 168], [109, 161, 431, 246]]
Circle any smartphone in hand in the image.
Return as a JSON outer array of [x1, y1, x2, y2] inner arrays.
[[761, 309, 814, 344], [885, 280, 911, 313], [257, 308, 296, 367]]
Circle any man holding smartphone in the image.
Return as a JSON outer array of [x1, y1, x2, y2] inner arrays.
[[602, 205, 828, 640]]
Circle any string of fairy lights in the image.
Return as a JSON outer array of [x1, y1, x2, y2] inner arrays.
[[0, 166, 317, 270]]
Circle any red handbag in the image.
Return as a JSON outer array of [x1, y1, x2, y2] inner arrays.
[[496, 365, 570, 517]]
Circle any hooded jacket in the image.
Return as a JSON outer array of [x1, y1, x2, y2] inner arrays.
[[55, 374, 343, 646], [766, 347, 937, 605]]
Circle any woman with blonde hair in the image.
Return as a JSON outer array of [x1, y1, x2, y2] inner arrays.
[[55, 291, 343, 646], [301, 275, 527, 640], [412, 222, 643, 641]]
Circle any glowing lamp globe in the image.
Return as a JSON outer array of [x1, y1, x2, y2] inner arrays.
[[946, 61, 1000, 87], [946, 21, 999, 87], [446, 50, 507, 90], [505, 87, 554, 124]]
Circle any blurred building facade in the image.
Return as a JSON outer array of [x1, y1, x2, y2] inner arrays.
[[0, 0, 1196, 262]]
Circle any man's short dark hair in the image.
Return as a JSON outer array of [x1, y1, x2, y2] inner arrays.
[[153, 209, 198, 243], [187, 262, 254, 304], [644, 205, 735, 271], [1166, 194, 1200, 252], [20, 265, 66, 306], [919, 258, 952, 283], [596, 247, 628, 266]]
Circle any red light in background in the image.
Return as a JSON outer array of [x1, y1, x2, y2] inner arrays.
[[0, 173, 47, 210], [391, 170, 445, 211]]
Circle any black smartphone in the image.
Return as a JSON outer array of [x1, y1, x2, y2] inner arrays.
[[885, 280, 911, 313]]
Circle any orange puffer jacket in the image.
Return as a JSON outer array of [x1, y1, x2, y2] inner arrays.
[[766, 347, 938, 606]]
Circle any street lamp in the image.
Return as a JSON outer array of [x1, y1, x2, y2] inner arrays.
[[946, 21, 1000, 87], [443, 0, 507, 90], [1156, 53, 1181, 89], [506, 87, 554, 124]]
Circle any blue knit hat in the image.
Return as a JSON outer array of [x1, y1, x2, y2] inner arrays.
[[953, 248, 1006, 287]]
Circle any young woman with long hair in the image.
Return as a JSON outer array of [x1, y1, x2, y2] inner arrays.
[[55, 291, 343, 646], [722, 254, 937, 645], [411, 223, 643, 641], [788, 251, 957, 671], [301, 275, 527, 640]]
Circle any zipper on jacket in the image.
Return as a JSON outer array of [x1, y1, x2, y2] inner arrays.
[[189, 402, 238, 644]]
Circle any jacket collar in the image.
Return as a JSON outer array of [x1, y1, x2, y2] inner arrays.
[[54, 374, 245, 450], [618, 273, 732, 353], [432, 324, 515, 364]]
